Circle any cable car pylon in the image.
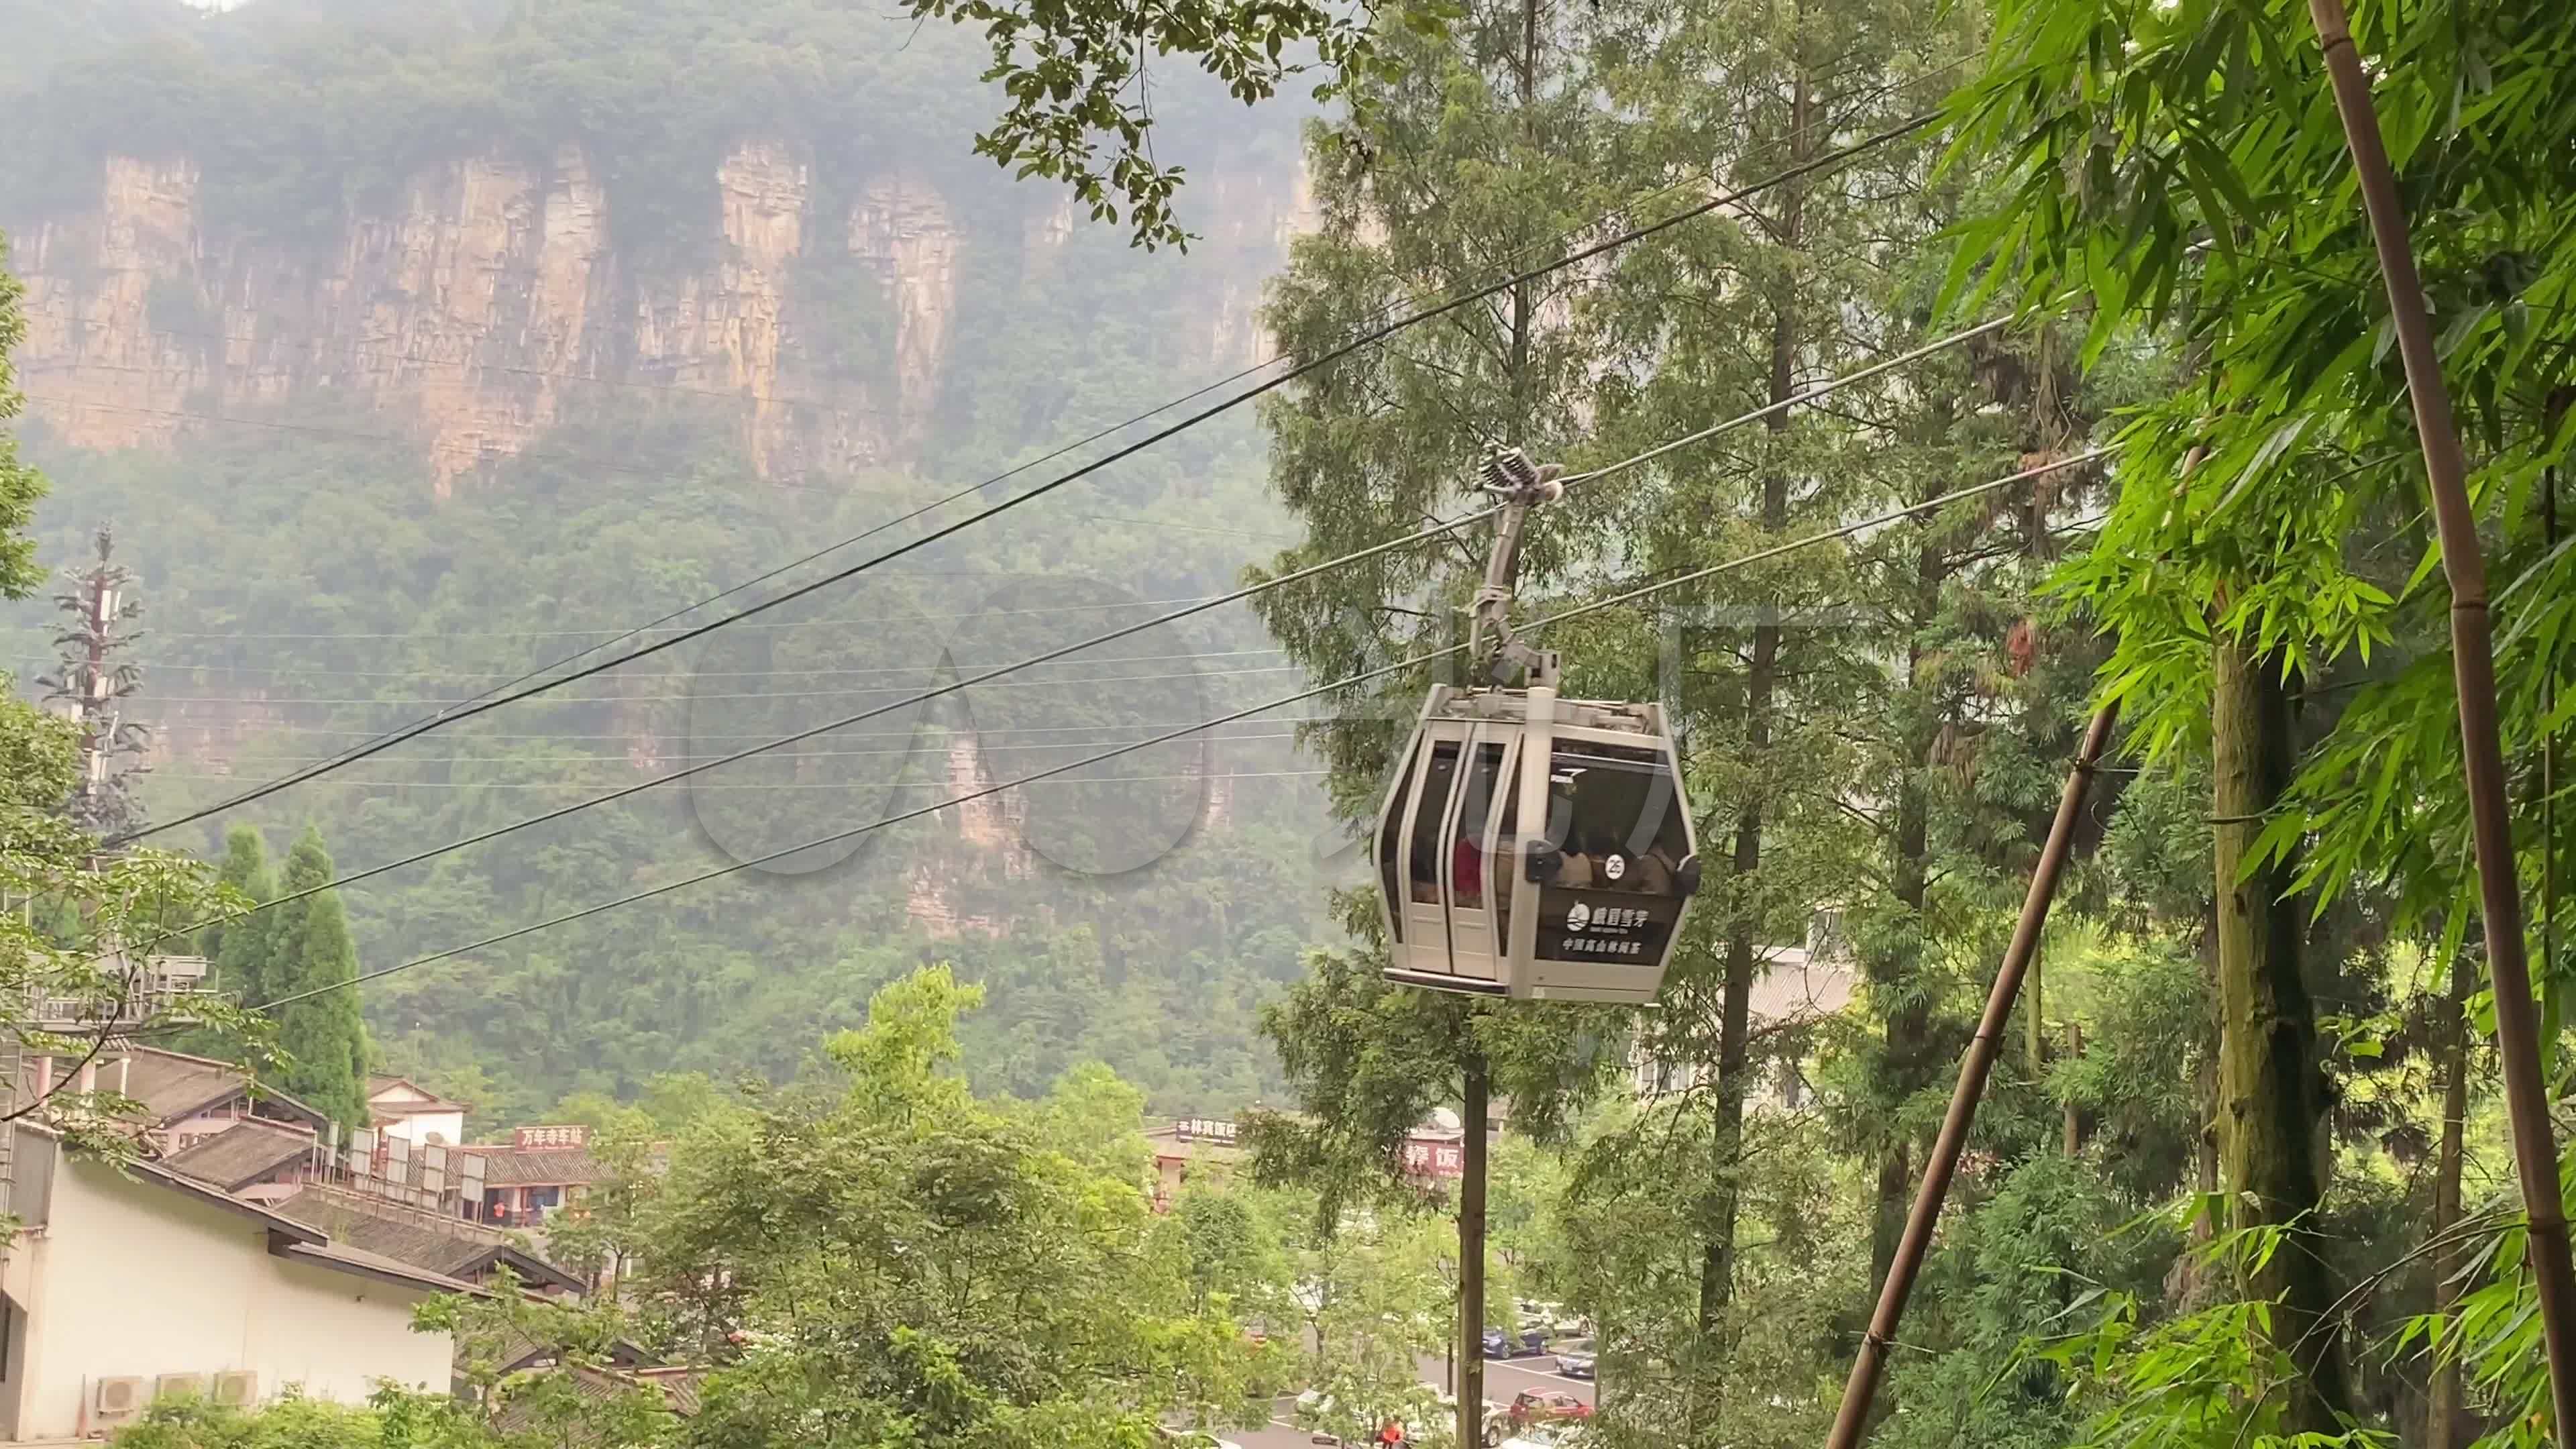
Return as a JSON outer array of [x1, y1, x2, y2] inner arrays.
[[1375, 447, 1702, 1003]]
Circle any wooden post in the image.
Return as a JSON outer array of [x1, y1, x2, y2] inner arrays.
[[1819, 702, 2119, 1449], [1458, 1051, 1489, 1449], [2304, 2, 2576, 1436]]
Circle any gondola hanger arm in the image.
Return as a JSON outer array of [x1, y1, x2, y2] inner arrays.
[[1468, 447, 1564, 688]]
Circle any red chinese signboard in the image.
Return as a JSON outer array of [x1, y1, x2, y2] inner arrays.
[[1401, 1139, 1465, 1179]]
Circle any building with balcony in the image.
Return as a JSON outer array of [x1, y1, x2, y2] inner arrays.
[[467, 1126, 606, 1227]]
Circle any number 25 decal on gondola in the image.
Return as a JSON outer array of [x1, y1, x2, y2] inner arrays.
[[1371, 448, 1702, 1004]]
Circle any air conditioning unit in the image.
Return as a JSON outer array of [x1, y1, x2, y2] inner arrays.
[[154, 1373, 208, 1402], [211, 1371, 259, 1408], [91, 1377, 144, 1417]]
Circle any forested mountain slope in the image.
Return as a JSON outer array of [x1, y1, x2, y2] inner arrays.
[[0, 0, 1341, 1123]]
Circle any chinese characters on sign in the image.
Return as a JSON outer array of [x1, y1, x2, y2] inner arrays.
[[1172, 1118, 1239, 1144], [514, 1124, 591, 1150], [1540, 895, 1670, 961], [1562, 936, 1648, 956], [1399, 1140, 1466, 1178]]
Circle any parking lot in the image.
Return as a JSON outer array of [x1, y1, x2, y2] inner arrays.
[[1224, 1350, 1599, 1449]]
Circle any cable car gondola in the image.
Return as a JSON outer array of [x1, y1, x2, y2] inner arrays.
[[1372, 449, 1701, 1004]]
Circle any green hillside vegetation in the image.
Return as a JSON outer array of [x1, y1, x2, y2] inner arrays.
[[0, 0, 1334, 1124], [0, 0, 1299, 257]]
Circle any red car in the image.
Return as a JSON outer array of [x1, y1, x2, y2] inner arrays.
[[1507, 1391, 1592, 1426]]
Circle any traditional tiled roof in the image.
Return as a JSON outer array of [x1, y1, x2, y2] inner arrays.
[[271, 1237, 482, 1297], [633, 1367, 704, 1417], [160, 1119, 316, 1191], [474, 1146, 604, 1187], [368, 1075, 470, 1114], [272, 1187, 587, 1294], [121, 1154, 325, 1244], [13, 1044, 334, 1130], [491, 1364, 702, 1443]]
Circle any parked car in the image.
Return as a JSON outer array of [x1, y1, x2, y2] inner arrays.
[[1506, 1390, 1593, 1427], [1552, 1337, 1596, 1379], [1482, 1326, 1550, 1358], [1295, 1388, 1359, 1444], [1297, 1388, 1435, 1446], [1157, 1429, 1246, 1449], [1494, 1428, 1593, 1449]]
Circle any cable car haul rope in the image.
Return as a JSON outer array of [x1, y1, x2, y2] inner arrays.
[[1373, 447, 1702, 1003]]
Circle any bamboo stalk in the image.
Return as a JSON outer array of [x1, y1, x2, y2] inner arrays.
[[1818, 701, 2120, 1449], [2304, 2, 2576, 1438]]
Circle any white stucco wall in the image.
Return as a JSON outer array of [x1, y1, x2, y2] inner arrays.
[[378, 1110, 465, 1146], [13, 1157, 454, 1439]]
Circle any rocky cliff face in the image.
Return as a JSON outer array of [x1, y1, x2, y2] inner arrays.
[[9, 141, 1310, 492]]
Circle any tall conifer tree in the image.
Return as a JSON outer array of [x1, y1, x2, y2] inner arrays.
[[263, 826, 370, 1130]]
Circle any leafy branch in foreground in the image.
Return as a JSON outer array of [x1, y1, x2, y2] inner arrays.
[[898, 0, 1406, 250]]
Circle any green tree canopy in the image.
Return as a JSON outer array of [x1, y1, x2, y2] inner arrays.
[[619, 966, 1285, 1446], [263, 826, 372, 1130]]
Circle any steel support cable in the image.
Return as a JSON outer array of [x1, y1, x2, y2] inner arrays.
[[111, 300, 2023, 969], [175, 445, 2108, 1024], [115, 107, 1947, 849], [101, 504, 1501, 964]]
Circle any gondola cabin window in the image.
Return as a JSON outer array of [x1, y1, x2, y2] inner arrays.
[[1534, 741, 1690, 965]]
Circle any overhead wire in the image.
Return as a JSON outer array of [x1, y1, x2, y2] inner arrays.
[[100, 666, 1313, 707], [111, 105, 1951, 849], [0, 592, 1244, 640], [181, 444, 2112, 1024], [154, 768, 1330, 790], [150, 729, 1317, 769], [145, 717, 1338, 743], [14, 645, 1291, 680], [114, 293, 2033, 966], [104, 503, 1502, 961]]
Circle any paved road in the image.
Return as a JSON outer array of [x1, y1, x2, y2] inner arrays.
[[1226, 1352, 1599, 1449], [1436, 1352, 1597, 1408]]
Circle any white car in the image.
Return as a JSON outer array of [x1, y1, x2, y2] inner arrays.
[[1295, 1389, 1371, 1446]]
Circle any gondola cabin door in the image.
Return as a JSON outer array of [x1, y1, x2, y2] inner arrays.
[[1380, 710, 1515, 993]]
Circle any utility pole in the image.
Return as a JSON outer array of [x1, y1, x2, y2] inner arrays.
[[10, 527, 154, 1238], [41, 525, 148, 843], [1820, 704, 2121, 1449]]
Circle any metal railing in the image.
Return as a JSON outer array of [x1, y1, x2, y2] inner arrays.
[[28, 955, 213, 1030]]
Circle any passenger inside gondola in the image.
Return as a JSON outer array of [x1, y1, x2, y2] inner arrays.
[[1409, 743, 1462, 902], [1452, 835, 1485, 908], [1634, 841, 1677, 893], [1548, 744, 1688, 898], [1553, 845, 1595, 888]]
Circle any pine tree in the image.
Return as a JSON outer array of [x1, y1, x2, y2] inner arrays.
[[201, 825, 273, 988], [1244, 9, 1633, 1443], [263, 827, 370, 1130]]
